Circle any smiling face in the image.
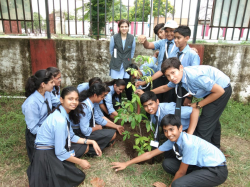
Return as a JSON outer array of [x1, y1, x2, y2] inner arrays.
[[164, 66, 183, 84], [42, 79, 55, 92], [119, 22, 129, 35], [157, 29, 166, 39], [60, 91, 79, 113], [174, 32, 189, 50], [163, 124, 182, 142], [142, 99, 159, 115], [114, 84, 125, 95], [164, 27, 175, 41], [93, 92, 106, 103], [53, 72, 61, 86]]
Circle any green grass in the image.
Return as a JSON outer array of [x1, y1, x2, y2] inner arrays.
[[0, 97, 250, 186]]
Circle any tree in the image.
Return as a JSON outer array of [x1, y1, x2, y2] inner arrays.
[[129, 0, 174, 22], [21, 12, 46, 34]]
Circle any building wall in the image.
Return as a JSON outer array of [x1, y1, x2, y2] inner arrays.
[[0, 38, 249, 103]]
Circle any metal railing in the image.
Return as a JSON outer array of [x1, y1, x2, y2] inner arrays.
[[0, 0, 249, 42]]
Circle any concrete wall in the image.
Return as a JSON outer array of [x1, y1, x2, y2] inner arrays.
[[0, 38, 249, 103]]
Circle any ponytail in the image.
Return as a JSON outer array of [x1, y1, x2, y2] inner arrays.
[[105, 79, 126, 87], [25, 69, 53, 97], [89, 77, 102, 86], [79, 83, 106, 102]]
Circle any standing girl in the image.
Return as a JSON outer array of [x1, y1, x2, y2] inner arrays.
[[22, 69, 60, 162], [72, 83, 118, 155], [27, 86, 101, 187], [102, 79, 126, 119], [47, 67, 61, 99], [109, 19, 136, 101]]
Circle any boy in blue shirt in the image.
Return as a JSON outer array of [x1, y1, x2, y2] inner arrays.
[[147, 57, 232, 148], [111, 114, 228, 187]]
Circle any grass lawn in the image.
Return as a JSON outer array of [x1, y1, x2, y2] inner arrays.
[[0, 97, 249, 187]]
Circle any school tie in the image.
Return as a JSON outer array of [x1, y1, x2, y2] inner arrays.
[[173, 142, 182, 160], [65, 119, 71, 151], [154, 115, 160, 142], [177, 52, 183, 60], [167, 41, 172, 53], [175, 82, 182, 117], [44, 99, 51, 115], [89, 108, 95, 127], [52, 90, 56, 96]]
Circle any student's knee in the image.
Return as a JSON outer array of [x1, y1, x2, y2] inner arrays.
[[84, 145, 89, 154], [171, 179, 183, 187], [111, 132, 116, 141], [162, 158, 177, 176]]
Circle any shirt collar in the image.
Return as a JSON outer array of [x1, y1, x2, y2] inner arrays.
[[176, 131, 183, 147], [59, 105, 69, 121], [155, 104, 161, 117], [110, 85, 115, 95], [86, 98, 94, 108], [34, 90, 46, 103], [178, 44, 190, 54], [181, 69, 187, 84], [165, 38, 175, 43]]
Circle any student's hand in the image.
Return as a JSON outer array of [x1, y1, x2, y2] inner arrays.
[[153, 182, 167, 187], [188, 102, 197, 108], [116, 125, 125, 135], [79, 159, 91, 170], [183, 97, 192, 106], [96, 124, 103, 130], [191, 47, 198, 54], [135, 89, 145, 97], [92, 141, 102, 156], [135, 81, 146, 88], [111, 162, 127, 171], [154, 51, 159, 58], [138, 35, 147, 43]]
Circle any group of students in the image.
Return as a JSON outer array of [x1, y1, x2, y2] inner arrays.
[[21, 18, 231, 187]]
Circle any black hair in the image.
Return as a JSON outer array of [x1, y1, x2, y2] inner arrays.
[[160, 114, 181, 129], [127, 64, 139, 75], [154, 23, 165, 35], [118, 19, 130, 29], [140, 91, 158, 105], [25, 69, 53, 97], [47, 67, 60, 95], [79, 83, 106, 102], [89, 77, 102, 86], [104, 83, 111, 92], [105, 79, 126, 87], [51, 86, 85, 124], [174, 25, 191, 37], [161, 57, 181, 74]]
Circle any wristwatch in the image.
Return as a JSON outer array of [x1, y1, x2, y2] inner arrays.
[[196, 102, 202, 109]]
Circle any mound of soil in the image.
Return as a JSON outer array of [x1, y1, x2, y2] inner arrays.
[[115, 122, 164, 164]]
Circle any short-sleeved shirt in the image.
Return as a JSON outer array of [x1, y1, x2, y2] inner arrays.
[[153, 39, 178, 71], [168, 65, 230, 98], [104, 85, 120, 114], [77, 82, 89, 93], [22, 90, 60, 134], [175, 44, 200, 67], [159, 132, 226, 167], [35, 105, 80, 161], [150, 103, 193, 130]]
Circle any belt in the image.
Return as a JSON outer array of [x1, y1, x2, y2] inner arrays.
[[218, 161, 227, 166], [72, 126, 80, 129], [36, 145, 54, 150]]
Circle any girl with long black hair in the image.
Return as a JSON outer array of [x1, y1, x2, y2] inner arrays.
[[47, 67, 61, 99], [72, 83, 120, 155], [22, 69, 60, 162], [27, 86, 101, 187]]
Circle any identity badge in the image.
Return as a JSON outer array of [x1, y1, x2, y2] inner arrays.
[[70, 150, 75, 157], [114, 48, 117, 58], [150, 140, 159, 148]]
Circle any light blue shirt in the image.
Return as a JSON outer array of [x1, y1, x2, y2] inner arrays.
[[77, 82, 89, 93], [140, 57, 158, 77], [22, 90, 60, 135], [159, 132, 226, 167], [150, 103, 193, 131], [153, 39, 178, 71], [109, 36, 136, 79], [35, 105, 80, 161], [51, 86, 60, 99], [94, 101, 108, 126], [175, 44, 200, 67], [168, 65, 230, 98], [104, 85, 120, 115]]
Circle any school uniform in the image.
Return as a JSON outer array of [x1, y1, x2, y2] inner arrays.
[[159, 132, 228, 187], [103, 85, 121, 115], [27, 105, 87, 187], [109, 33, 136, 100], [77, 82, 89, 93], [153, 39, 178, 103], [168, 65, 232, 148], [22, 90, 60, 162], [72, 98, 115, 155], [51, 86, 60, 99]]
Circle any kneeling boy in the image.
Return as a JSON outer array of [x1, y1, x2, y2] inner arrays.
[[111, 114, 228, 187]]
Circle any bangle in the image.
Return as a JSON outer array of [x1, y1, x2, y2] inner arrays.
[[84, 138, 88, 144]]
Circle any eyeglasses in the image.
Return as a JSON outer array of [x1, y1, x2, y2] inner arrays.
[[173, 143, 182, 160]]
